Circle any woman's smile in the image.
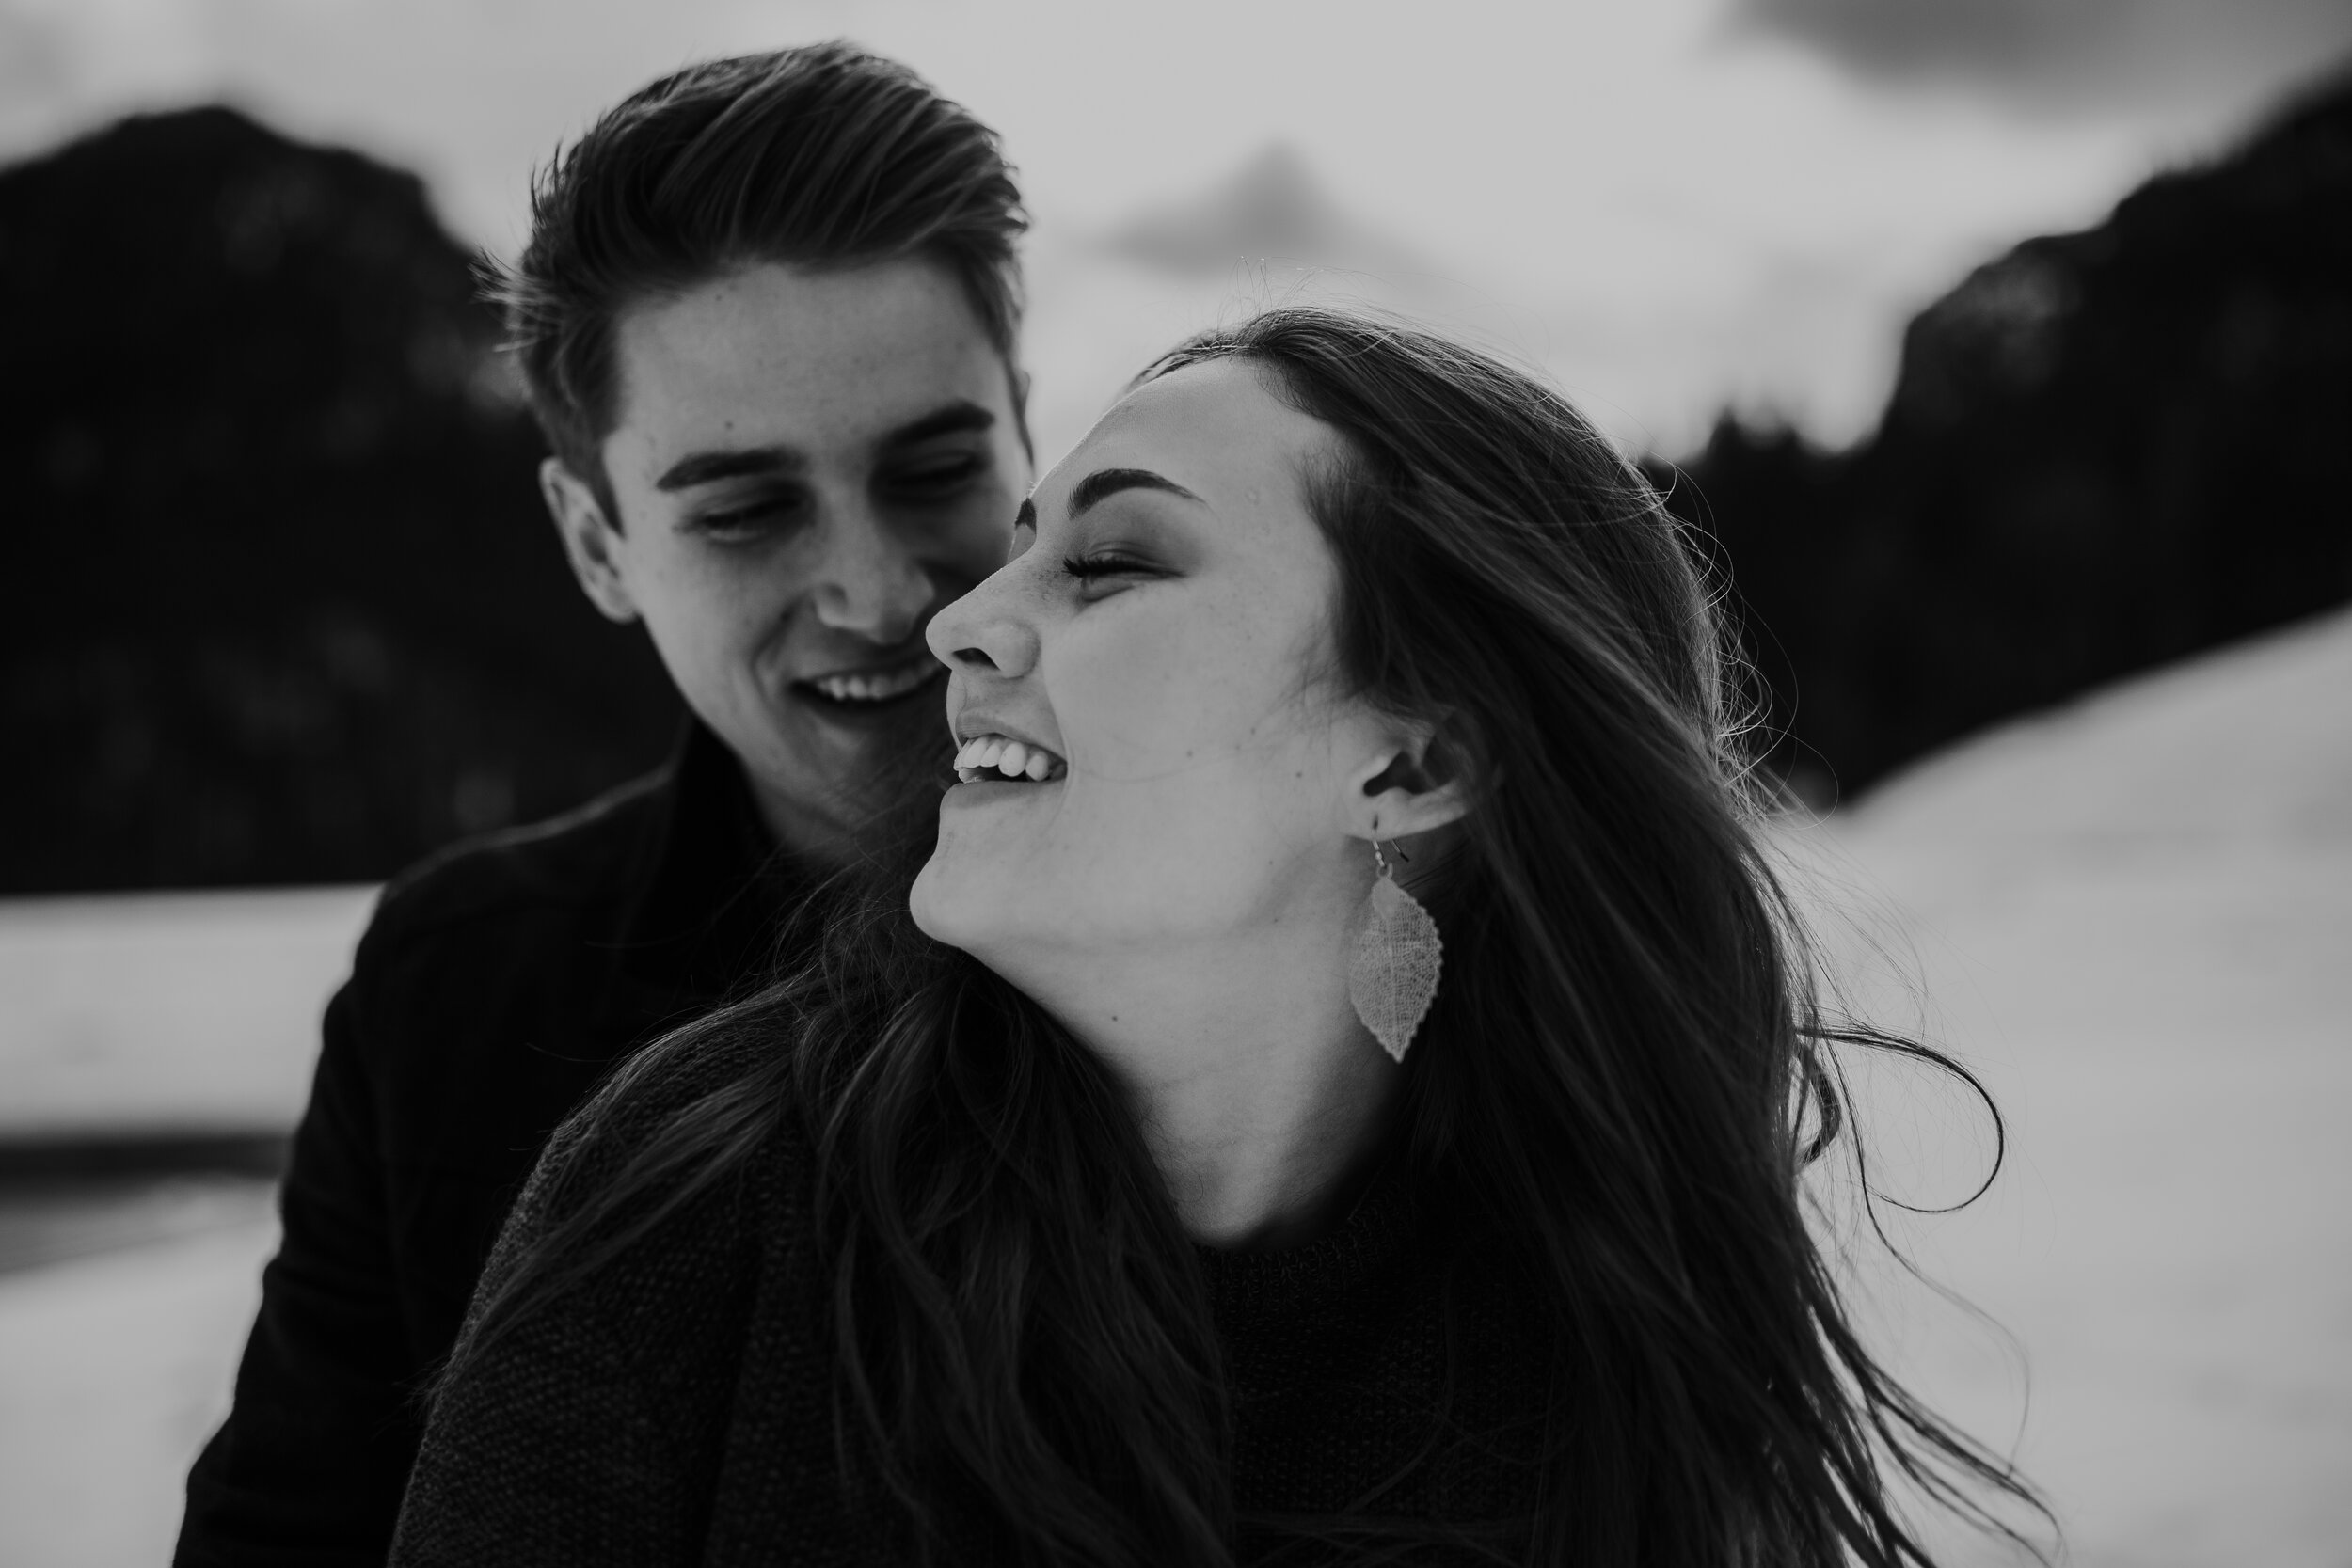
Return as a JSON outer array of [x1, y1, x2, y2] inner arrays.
[[951, 732, 1070, 784]]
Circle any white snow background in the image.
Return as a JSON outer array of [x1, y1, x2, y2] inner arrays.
[[1, 609, 2347, 1564]]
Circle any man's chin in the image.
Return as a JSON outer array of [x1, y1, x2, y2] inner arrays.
[[747, 684, 954, 857]]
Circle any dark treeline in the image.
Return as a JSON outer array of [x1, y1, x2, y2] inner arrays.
[[2, 108, 678, 895], [1660, 71, 2352, 804], [3, 83, 2348, 893]]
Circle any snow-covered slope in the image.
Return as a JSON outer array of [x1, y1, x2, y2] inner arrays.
[[0, 1219, 276, 1567], [0, 885, 375, 1137], [1851, 603, 2352, 854], [1777, 607, 2352, 1566]]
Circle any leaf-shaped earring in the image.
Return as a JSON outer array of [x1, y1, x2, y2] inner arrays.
[[1348, 840, 1443, 1063]]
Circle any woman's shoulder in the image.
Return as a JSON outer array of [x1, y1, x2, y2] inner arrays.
[[543, 1009, 808, 1208], [398, 1015, 819, 1565], [481, 1008, 818, 1331], [586, 1006, 789, 1132]]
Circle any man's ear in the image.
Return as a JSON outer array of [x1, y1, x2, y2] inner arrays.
[[541, 458, 638, 625]]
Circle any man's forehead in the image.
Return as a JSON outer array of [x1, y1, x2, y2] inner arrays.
[[607, 259, 1007, 456]]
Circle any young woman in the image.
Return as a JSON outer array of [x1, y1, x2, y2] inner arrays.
[[390, 307, 2042, 1566]]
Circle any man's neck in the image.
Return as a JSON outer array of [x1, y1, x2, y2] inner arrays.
[[746, 772, 860, 871]]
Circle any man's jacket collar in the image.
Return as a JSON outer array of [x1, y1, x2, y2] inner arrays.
[[610, 719, 800, 1004]]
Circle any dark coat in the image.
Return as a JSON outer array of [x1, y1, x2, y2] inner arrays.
[[387, 1026, 1552, 1567], [176, 723, 794, 1567]]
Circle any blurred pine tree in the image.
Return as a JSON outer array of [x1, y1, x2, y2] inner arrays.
[[1662, 71, 2352, 804]]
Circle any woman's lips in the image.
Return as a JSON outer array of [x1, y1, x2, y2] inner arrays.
[[952, 733, 1068, 783]]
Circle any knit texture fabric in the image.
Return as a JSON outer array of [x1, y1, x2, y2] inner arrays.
[[390, 1030, 1550, 1566]]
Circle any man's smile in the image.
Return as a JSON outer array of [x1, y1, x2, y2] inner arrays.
[[788, 650, 946, 716]]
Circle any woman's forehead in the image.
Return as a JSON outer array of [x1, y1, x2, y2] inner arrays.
[[1057, 359, 1327, 511]]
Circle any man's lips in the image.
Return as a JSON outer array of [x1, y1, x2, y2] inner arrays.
[[789, 653, 945, 710]]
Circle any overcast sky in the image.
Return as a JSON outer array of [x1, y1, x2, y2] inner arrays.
[[4, 0, 2345, 457]]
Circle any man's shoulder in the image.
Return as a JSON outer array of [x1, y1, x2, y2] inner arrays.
[[330, 764, 682, 1117], [362, 766, 675, 956]]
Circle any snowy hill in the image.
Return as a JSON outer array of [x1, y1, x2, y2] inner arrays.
[[0, 885, 374, 1138], [1851, 602, 2352, 853], [1776, 606, 2352, 1565]]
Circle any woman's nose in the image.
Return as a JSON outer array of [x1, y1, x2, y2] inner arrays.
[[925, 564, 1038, 679]]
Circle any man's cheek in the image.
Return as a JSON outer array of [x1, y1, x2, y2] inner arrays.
[[950, 497, 1022, 578]]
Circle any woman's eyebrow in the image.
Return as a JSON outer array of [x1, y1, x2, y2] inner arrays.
[[1067, 467, 1205, 517]]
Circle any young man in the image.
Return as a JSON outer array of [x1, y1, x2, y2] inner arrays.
[[175, 44, 1031, 1565]]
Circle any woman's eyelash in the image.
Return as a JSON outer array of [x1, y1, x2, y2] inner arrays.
[[1060, 554, 1150, 581]]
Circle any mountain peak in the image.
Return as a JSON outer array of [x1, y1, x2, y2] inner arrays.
[[1107, 141, 1423, 280]]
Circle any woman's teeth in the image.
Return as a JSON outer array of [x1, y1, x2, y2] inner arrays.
[[954, 734, 1067, 784], [806, 658, 940, 705]]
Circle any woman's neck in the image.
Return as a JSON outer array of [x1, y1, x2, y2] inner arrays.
[[1013, 923, 1403, 1251]]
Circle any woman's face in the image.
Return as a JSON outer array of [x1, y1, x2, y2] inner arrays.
[[912, 358, 1392, 974]]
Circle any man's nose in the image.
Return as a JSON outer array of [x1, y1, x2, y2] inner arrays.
[[807, 505, 932, 645]]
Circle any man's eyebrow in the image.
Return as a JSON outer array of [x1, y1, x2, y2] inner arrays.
[[882, 400, 997, 449], [652, 401, 996, 493], [654, 446, 803, 492], [1068, 467, 1205, 516]]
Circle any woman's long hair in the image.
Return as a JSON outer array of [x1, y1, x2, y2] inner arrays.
[[444, 305, 2048, 1565]]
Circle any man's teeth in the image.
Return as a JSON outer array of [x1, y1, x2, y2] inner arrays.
[[808, 660, 939, 704], [953, 734, 1067, 783]]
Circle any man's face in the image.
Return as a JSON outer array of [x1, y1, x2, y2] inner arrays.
[[547, 257, 1028, 860]]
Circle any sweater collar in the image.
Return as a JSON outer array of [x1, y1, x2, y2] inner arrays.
[[1192, 1154, 1424, 1323]]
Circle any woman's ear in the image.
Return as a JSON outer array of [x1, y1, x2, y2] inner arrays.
[[1345, 719, 1473, 843], [542, 458, 639, 625]]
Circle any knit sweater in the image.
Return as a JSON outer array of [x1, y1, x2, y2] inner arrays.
[[389, 1029, 1553, 1565]]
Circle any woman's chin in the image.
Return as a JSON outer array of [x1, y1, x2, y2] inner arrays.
[[906, 861, 953, 943], [907, 862, 996, 955], [912, 869, 1067, 981]]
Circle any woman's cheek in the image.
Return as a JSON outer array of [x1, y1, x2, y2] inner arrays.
[[1051, 611, 1216, 777]]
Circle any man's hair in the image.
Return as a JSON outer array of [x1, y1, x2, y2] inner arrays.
[[499, 41, 1026, 518]]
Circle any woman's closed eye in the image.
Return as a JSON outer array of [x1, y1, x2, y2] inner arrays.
[[1061, 551, 1162, 596]]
